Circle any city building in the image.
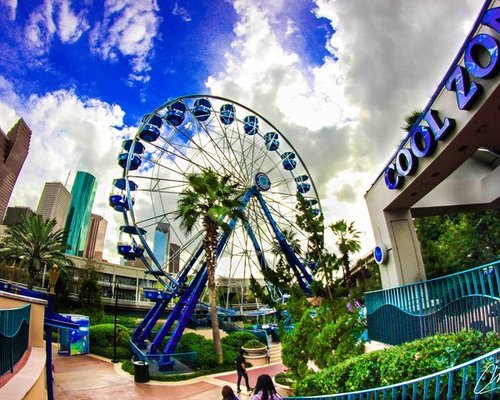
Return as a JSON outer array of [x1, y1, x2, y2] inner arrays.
[[169, 242, 181, 274], [36, 182, 72, 232], [152, 222, 170, 267], [64, 171, 97, 256], [0, 119, 31, 224], [3, 206, 33, 226], [84, 214, 107, 260]]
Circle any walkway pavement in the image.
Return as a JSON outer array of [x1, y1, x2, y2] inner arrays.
[[53, 352, 291, 400]]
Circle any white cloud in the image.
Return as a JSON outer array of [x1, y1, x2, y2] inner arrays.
[[205, 0, 484, 257], [24, 0, 88, 55], [0, 79, 136, 263], [1, 0, 17, 21], [89, 0, 160, 83], [172, 2, 191, 22]]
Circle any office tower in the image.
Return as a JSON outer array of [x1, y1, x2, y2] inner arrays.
[[36, 182, 72, 232], [168, 242, 181, 274], [64, 171, 97, 256], [3, 206, 34, 226], [0, 119, 31, 224], [84, 214, 108, 260], [152, 222, 170, 267]]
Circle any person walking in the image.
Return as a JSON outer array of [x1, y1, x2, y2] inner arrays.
[[222, 385, 239, 400], [250, 374, 282, 400], [235, 348, 252, 393]]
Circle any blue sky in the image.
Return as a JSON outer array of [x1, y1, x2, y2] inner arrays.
[[0, 0, 482, 262]]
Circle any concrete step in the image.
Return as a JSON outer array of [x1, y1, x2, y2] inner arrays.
[[268, 343, 282, 363]]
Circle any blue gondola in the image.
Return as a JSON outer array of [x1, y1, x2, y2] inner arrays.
[[118, 153, 141, 170], [295, 175, 309, 183], [120, 225, 147, 235], [243, 116, 259, 135], [193, 98, 212, 122], [113, 178, 137, 191], [139, 124, 160, 142], [264, 132, 279, 151], [133, 244, 145, 257], [281, 152, 297, 170], [122, 139, 144, 154], [142, 113, 163, 129], [311, 208, 320, 217], [117, 243, 132, 256], [307, 198, 318, 206], [109, 194, 135, 212], [109, 194, 128, 212], [220, 104, 235, 125], [297, 183, 311, 193], [166, 101, 186, 126]]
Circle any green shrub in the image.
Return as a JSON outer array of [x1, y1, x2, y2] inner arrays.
[[295, 330, 500, 396], [177, 332, 218, 369], [221, 330, 258, 350], [243, 339, 265, 348], [89, 323, 131, 360]]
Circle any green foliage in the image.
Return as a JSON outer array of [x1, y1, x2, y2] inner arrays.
[[176, 332, 219, 369], [295, 330, 500, 396], [243, 339, 265, 348], [415, 210, 499, 279], [221, 330, 258, 350], [330, 219, 361, 290], [89, 323, 131, 359], [78, 259, 102, 308], [281, 295, 366, 381], [0, 213, 74, 289]]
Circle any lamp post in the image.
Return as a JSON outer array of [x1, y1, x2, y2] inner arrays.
[[46, 264, 60, 400], [112, 278, 119, 363]]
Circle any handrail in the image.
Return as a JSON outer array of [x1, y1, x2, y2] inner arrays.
[[365, 260, 500, 345], [286, 347, 500, 399], [0, 304, 31, 377]]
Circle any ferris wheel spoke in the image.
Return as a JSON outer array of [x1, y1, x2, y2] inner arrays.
[[193, 117, 248, 183]]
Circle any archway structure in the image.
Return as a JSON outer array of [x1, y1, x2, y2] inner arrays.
[[365, 0, 500, 289]]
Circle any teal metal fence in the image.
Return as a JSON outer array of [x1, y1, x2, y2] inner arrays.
[[0, 304, 31, 377], [365, 260, 500, 345], [285, 347, 500, 400]]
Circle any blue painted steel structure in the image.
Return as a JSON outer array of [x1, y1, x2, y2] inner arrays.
[[112, 95, 322, 369], [365, 260, 500, 345]]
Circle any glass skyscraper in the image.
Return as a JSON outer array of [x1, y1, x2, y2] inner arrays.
[[153, 222, 170, 267], [64, 171, 97, 256]]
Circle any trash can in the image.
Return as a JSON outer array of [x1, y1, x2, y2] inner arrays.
[[133, 361, 149, 383]]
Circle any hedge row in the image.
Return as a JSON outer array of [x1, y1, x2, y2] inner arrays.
[[296, 330, 500, 396], [89, 323, 132, 360]]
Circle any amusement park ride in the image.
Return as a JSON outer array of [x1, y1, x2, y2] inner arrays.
[[109, 95, 322, 369]]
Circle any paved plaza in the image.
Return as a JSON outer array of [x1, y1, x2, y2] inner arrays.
[[53, 352, 291, 400]]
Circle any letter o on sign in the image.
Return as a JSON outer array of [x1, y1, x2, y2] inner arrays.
[[395, 148, 417, 176], [465, 33, 500, 79], [410, 126, 436, 158], [384, 163, 403, 190]]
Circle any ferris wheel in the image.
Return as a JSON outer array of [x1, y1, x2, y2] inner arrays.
[[109, 95, 321, 363]]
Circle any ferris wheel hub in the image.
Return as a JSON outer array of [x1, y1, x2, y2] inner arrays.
[[254, 172, 271, 191]]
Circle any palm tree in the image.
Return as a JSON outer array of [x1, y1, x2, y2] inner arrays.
[[0, 213, 73, 289], [175, 169, 243, 364], [329, 219, 361, 289]]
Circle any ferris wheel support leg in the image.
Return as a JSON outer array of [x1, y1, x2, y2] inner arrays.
[[133, 298, 170, 347], [255, 191, 312, 293]]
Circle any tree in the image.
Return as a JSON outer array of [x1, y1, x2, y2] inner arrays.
[[175, 169, 243, 364], [329, 219, 361, 290], [78, 258, 102, 308], [0, 214, 74, 289], [401, 110, 421, 132]]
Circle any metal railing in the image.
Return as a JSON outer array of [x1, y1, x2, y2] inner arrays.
[[0, 304, 31, 377], [365, 260, 500, 345], [286, 347, 500, 400]]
